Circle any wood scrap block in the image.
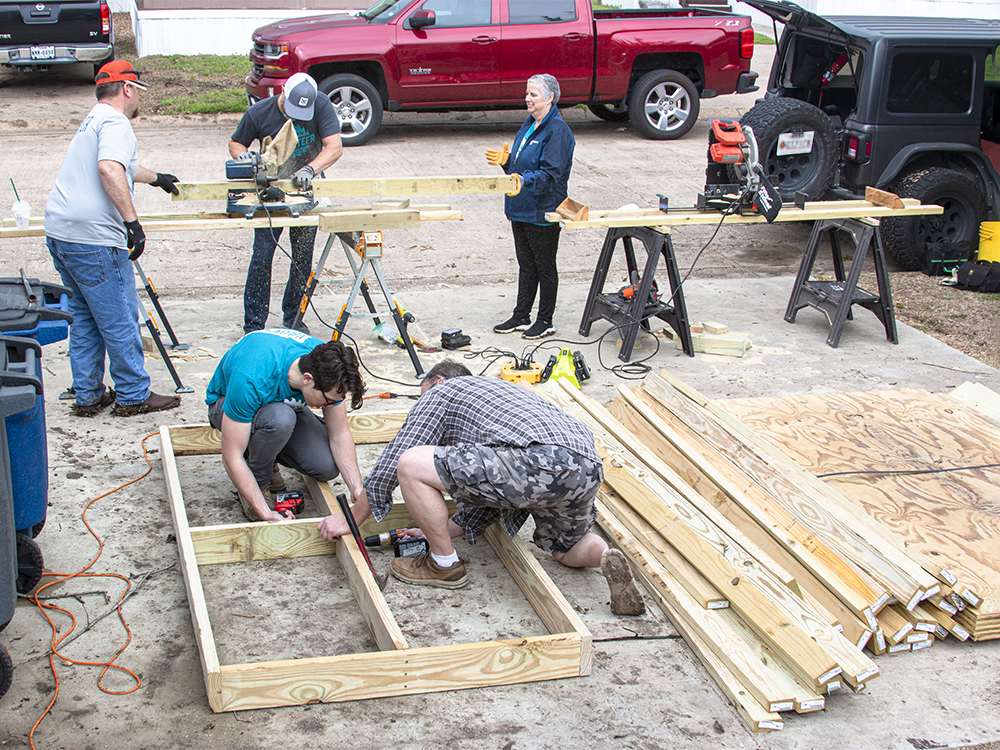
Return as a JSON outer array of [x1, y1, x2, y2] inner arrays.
[[865, 185, 906, 210], [702, 321, 729, 335], [676, 331, 750, 357], [554, 197, 589, 222]]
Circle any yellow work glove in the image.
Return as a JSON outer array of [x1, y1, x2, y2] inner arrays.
[[506, 174, 522, 196], [485, 141, 510, 166]]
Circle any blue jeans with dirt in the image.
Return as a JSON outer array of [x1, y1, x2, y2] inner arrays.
[[244, 226, 316, 333], [46, 238, 151, 407]]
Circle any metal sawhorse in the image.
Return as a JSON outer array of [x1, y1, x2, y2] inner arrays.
[[784, 217, 897, 348], [579, 226, 694, 362]]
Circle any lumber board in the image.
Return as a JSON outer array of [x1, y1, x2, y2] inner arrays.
[[598, 505, 786, 729], [536, 383, 851, 691], [608, 394, 873, 648], [356, 498, 459, 538], [718, 387, 1000, 624], [174, 174, 520, 202], [215, 633, 584, 711], [483, 524, 593, 675], [168, 413, 408, 456], [191, 518, 336, 565], [599, 490, 730, 610], [537, 382, 800, 595], [304, 477, 409, 652], [648, 372, 932, 607], [159, 426, 224, 710], [544, 197, 942, 229], [614, 386, 886, 625], [316, 209, 421, 232], [950, 381, 1000, 427]]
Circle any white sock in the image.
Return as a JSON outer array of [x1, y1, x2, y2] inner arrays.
[[431, 551, 459, 567]]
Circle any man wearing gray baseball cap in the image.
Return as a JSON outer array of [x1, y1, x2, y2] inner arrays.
[[229, 72, 343, 334]]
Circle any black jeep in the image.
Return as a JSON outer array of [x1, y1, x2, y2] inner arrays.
[[739, 0, 1000, 272]]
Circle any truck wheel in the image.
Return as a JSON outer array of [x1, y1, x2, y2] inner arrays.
[[740, 97, 837, 201], [627, 70, 699, 140], [882, 167, 986, 271], [587, 103, 629, 122], [15, 533, 43, 595], [319, 73, 383, 147], [0, 646, 11, 702], [94, 51, 115, 79]]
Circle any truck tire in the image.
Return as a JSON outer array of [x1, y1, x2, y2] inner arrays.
[[882, 167, 986, 272], [15, 533, 42, 595], [627, 70, 699, 140], [587, 103, 629, 122], [94, 50, 114, 79], [0, 646, 11, 702], [740, 97, 837, 201], [319, 73, 383, 147]]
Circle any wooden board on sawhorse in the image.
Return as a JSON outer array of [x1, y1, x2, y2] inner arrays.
[[579, 226, 694, 362], [784, 217, 898, 348]]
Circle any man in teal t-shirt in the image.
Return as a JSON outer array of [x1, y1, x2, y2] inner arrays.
[[206, 329, 368, 528]]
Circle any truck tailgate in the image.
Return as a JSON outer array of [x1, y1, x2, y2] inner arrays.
[[0, 0, 105, 46]]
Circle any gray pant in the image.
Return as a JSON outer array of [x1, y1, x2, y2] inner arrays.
[[208, 397, 340, 488]]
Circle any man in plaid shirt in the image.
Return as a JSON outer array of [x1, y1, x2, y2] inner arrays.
[[318, 360, 645, 614]]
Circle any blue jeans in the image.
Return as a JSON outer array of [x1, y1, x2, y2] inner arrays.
[[47, 238, 150, 406], [244, 226, 316, 333]]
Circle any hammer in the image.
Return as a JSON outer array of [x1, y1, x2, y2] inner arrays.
[[335, 493, 388, 590]]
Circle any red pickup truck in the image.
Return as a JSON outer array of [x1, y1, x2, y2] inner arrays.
[[246, 0, 757, 146]]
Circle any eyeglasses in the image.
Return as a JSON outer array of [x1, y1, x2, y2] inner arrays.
[[323, 396, 345, 408]]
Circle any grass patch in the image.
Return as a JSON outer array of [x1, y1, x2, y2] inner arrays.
[[755, 32, 775, 44], [158, 89, 248, 115], [138, 54, 249, 79]]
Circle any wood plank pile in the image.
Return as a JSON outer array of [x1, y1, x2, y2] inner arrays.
[[721, 382, 1000, 642], [534, 373, 996, 732]]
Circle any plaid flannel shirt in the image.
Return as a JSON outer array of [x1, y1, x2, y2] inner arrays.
[[363, 376, 599, 544]]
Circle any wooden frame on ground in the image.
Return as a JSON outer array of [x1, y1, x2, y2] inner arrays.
[[159, 415, 592, 712]]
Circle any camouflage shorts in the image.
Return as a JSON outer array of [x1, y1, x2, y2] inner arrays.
[[434, 444, 602, 553]]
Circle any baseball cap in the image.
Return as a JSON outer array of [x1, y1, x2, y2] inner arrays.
[[283, 73, 318, 120], [95, 60, 149, 89]]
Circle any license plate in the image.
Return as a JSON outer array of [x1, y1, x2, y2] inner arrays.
[[30, 45, 56, 60], [776, 131, 814, 156]]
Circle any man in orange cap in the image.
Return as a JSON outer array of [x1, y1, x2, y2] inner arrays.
[[44, 60, 183, 417]]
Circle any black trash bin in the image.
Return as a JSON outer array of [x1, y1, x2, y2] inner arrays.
[[0, 278, 72, 537], [1, 335, 42, 701]]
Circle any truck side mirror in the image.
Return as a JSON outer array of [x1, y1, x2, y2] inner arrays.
[[409, 9, 436, 29]]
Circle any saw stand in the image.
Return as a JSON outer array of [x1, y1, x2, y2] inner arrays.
[[291, 231, 426, 378], [784, 217, 898, 348], [579, 226, 694, 362]]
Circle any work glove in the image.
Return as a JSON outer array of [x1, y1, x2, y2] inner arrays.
[[506, 174, 522, 197], [124, 219, 146, 261], [151, 172, 179, 196], [485, 142, 510, 166], [236, 150, 257, 162], [291, 165, 315, 191]]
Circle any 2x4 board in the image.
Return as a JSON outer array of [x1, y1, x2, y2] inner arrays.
[[159, 414, 592, 712]]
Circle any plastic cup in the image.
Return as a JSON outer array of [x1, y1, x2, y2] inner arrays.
[[12, 200, 30, 229]]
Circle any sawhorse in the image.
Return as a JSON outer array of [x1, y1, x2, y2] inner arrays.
[[784, 217, 897, 348], [292, 230, 426, 378], [579, 226, 694, 362]]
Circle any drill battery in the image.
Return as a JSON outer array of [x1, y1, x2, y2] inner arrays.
[[394, 536, 429, 558], [274, 491, 305, 516]]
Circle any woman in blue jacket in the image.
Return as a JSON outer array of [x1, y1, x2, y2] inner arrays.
[[486, 74, 575, 340]]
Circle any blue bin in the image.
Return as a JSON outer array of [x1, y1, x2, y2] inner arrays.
[[0, 278, 72, 536], [1, 336, 41, 632]]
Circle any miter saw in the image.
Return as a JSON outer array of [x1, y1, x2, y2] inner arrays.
[[696, 119, 781, 223], [224, 150, 316, 219]]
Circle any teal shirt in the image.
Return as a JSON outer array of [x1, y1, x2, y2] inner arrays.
[[206, 329, 320, 423]]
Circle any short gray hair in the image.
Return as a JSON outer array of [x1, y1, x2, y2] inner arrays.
[[528, 74, 561, 105]]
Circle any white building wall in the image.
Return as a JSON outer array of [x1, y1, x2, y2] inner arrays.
[[736, 0, 1000, 30]]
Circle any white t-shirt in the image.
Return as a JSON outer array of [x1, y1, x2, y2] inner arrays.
[[45, 102, 139, 248]]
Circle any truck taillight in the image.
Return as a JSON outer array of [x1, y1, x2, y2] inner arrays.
[[101, 2, 110, 34], [844, 133, 872, 163], [740, 27, 754, 59]]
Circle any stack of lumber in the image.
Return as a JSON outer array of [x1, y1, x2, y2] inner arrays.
[[534, 373, 999, 731], [658, 321, 751, 357], [721, 382, 1000, 641]]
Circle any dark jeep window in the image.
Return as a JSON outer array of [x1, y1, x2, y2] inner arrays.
[[887, 53, 973, 114], [508, 0, 577, 24]]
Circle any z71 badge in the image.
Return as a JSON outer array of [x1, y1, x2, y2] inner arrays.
[[409, 68, 431, 75]]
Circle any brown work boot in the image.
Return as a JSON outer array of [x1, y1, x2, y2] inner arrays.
[[601, 548, 646, 616], [111, 391, 180, 417], [391, 552, 469, 589], [70, 387, 116, 417], [237, 486, 272, 522], [269, 464, 286, 491]]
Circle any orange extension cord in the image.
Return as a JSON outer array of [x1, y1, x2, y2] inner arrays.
[[26, 432, 158, 750]]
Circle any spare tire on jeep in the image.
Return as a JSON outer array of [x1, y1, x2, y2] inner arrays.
[[881, 167, 987, 273], [740, 98, 838, 202]]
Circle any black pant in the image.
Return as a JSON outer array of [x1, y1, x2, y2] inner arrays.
[[510, 220, 561, 324]]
